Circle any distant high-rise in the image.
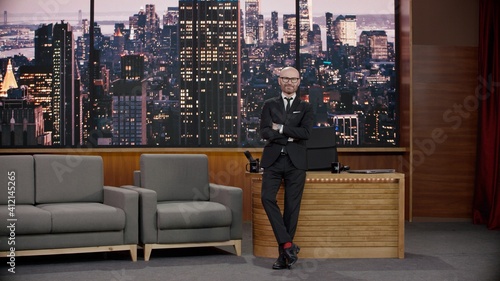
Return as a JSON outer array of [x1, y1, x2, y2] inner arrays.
[[144, 4, 160, 44], [271, 11, 278, 40], [283, 14, 297, 53], [18, 65, 53, 131], [326, 12, 333, 40], [162, 7, 179, 57], [179, 0, 240, 146], [111, 80, 147, 145], [299, 0, 313, 47], [34, 24, 53, 68], [52, 21, 77, 146], [0, 59, 18, 97], [359, 30, 389, 61], [333, 15, 357, 47], [121, 54, 144, 81], [245, 0, 260, 45], [3, 11, 6, 25]]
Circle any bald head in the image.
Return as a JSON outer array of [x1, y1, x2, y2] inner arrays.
[[278, 67, 300, 95]]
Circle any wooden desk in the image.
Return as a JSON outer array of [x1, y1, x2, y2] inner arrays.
[[250, 172, 405, 259]]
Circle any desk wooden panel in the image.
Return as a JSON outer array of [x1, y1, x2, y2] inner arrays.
[[251, 172, 405, 259]]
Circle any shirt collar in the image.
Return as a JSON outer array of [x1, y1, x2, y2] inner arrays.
[[281, 93, 296, 100]]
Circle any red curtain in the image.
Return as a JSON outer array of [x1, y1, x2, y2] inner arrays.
[[473, 0, 500, 230]]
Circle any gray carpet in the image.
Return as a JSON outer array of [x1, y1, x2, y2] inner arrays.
[[2, 221, 500, 281]]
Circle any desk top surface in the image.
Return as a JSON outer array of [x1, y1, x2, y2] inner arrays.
[[246, 171, 405, 180]]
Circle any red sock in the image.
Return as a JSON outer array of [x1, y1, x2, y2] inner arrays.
[[283, 242, 292, 249]]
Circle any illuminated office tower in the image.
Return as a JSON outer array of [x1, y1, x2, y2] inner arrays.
[[52, 21, 78, 146], [121, 54, 144, 81], [18, 65, 53, 131], [112, 28, 125, 56], [110, 80, 147, 146], [271, 11, 278, 40], [333, 114, 359, 146], [129, 7, 146, 47], [179, 0, 241, 146], [245, 0, 260, 45], [258, 14, 264, 45], [0, 59, 17, 97], [326, 12, 333, 40], [333, 15, 357, 47], [145, 4, 160, 45], [359, 30, 389, 61], [34, 24, 53, 68], [283, 14, 297, 54], [264, 20, 272, 43], [110, 53, 146, 145], [310, 24, 322, 54], [299, 0, 312, 47], [162, 7, 179, 57], [82, 19, 89, 34], [325, 12, 335, 61]]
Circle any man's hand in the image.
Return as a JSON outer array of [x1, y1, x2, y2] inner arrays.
[[272, 122, 282, 131]]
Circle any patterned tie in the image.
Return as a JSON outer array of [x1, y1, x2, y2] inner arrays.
[[285, 97, 292, 113]]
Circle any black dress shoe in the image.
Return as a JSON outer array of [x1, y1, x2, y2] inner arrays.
[[283, 244, 300, 269], [272, 253, 287, 270]]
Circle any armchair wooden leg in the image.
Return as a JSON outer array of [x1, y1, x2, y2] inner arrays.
[[144, 244, 153, 261], [233, 240, 242, 256], [129, 245, 138, 261]]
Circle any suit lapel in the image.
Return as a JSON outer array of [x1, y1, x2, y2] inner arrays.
[[289, 97, 300, 113]]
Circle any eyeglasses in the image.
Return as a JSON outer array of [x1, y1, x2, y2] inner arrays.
[[280, 77, 300, 83]]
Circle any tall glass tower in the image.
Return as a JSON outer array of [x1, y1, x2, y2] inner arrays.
[[52, 21, 78, 146], [299, 0, 313, 47], [244, 0, 260, 45], [179, 0, 241, 146]]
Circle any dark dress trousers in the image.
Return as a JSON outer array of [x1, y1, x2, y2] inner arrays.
[[260, 95, 314, 244]]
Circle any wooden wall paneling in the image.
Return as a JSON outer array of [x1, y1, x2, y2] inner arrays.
[[398, 0, 412, 220], [412, 45, 478, 218]]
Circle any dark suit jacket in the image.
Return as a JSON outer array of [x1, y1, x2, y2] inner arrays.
[[260, 95, 314, 170]]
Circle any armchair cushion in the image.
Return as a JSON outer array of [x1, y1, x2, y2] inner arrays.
[[156, 201, 232, 230], [37, 203, 126, 233], [140, 154, 210, 201], [0, 155, 35, 205], [34, 154, 104, 204], [0, 205, 51, 235]]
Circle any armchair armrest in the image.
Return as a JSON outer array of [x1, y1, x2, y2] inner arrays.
[[133, 170, 141, 187], [121, 185, 157, 244], [103, 186, 139, 244], [209, 184, 243, 239]]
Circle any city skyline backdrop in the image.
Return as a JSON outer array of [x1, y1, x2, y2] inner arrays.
[[0, 0, 398, 148]]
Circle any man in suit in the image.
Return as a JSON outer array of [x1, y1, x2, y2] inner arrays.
[[259, 66, 314, 269]]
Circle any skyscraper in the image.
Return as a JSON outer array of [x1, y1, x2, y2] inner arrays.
[[334, 15, 357, 47], [52, 21, 77, 146], [111, 79, 147, 146], [34, 24, 53, 68], [299, 0, 313, 47], [121, 54, 145, 81], [271, 11, 278, 40], [179, 0, 241, 146], [283, 14, 297, 54], [245, 0, 260, 45], [18, 65, 53, 131], [0, 59, 18, 97]]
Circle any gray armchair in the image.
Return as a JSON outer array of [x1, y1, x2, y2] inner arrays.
[[124, 154, 242, 261]]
